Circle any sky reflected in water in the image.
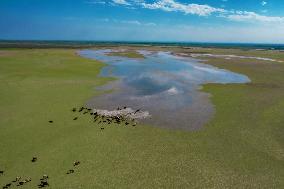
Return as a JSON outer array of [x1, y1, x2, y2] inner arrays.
[[79, 49, 250, 130]]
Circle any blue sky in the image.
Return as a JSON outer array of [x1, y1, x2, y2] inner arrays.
[[1, 0, 284, 43]]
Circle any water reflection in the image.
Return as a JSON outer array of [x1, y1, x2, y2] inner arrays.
[[79, 49, 250, 130]]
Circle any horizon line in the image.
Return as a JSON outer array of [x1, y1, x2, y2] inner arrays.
[[1, 39, 284, 46]]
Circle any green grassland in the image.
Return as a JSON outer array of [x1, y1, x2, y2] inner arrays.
[[0, 48, 284, 188]]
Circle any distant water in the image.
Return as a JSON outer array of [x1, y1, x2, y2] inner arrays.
[[1, 40, 284, 50], [79, 49, 250, 130]]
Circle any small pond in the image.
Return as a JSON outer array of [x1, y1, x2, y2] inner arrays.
[[79, 49, 250, 130]]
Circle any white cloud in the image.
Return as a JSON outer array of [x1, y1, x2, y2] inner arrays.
[[227, 11, 284, 23], [139, 0, 284, 23], [112, 19, 157, 26], [89, 0, 284, 24], [112, 0, 131, 5], [121, 20, 141, 25], [85, 0, 106, 5], [141, 0, 226, 16], [144, 22, 157, 26]]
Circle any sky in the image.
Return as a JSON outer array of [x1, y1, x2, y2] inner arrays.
[[1, 0, 284, 43]]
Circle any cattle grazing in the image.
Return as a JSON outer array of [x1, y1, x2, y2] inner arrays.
[[3, 183, 11, 189], [31, 157, 37, 162], [73, 161, 80, 166], [38, 180, 49, 188], [38, 175, 49, 188], [5, 183, 11, 187], [66, 169, 74, 174], [13, 177, 21, 182], [41, 175, 49, 180], [79, 107, 84, 112], [18, 181, 25, 186]]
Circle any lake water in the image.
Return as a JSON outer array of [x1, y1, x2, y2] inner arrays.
[[79, 49, 250, 130]]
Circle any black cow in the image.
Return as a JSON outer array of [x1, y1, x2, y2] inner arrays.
[[31, 157, 37, 162], [66, 169, 74, 174], [73, 161, 80, 166]]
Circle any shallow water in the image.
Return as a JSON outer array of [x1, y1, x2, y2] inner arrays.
[[79, 49, 250, 130]]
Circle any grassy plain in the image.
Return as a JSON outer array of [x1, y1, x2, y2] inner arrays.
[[0, 47, 283, 188]]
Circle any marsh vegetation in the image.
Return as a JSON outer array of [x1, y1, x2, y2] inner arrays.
[[0, 47, 284, 188]]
